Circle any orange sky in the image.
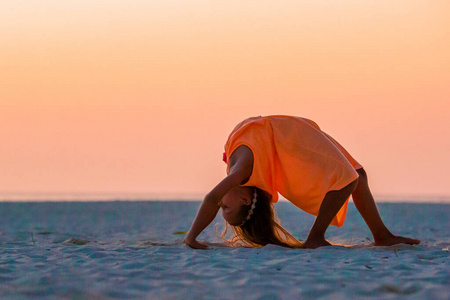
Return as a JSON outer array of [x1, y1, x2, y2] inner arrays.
[[1, 1, 449, 200]]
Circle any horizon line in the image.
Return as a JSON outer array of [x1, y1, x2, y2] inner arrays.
[[0, 192, 449, 203]]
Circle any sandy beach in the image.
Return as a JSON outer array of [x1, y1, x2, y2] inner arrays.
[[0, 201, 448, 299], [3, 1, 449, 299]]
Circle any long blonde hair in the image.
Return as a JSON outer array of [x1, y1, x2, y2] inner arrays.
[[219, 188, 303, 248]]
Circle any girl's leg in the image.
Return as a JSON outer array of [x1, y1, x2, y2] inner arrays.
[[304, 179, 358, 249], [352, 168, 420, 246]]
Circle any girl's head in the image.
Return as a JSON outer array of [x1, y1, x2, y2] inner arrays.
[[218, 186, 254, 226], [218, 186, 303, 248]]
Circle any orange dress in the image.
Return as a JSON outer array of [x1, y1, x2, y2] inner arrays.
[[224, 115, 363, 227]]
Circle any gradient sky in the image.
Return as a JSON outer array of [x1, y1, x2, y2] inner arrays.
[[1, 1, 449, 200]]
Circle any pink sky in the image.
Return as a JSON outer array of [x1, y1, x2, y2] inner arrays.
[[1, 1, 449, 200]]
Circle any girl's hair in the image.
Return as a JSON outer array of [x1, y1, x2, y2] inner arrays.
[[219, 187, 303, 248]]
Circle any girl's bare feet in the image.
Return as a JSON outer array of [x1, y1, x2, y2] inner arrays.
[[303, 237, 332, 249], [374, 235, 421, 246]]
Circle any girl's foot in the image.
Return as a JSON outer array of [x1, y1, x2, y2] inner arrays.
[[303, 237, 332, 249], [374, 235, 420, 246]]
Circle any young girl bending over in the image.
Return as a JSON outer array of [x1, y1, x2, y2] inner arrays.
[[184, 115, 420, 249]]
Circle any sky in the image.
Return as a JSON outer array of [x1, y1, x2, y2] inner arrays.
[[1, 1, 449, 201]]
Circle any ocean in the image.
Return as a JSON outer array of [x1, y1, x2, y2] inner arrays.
[[0, 201, 449, 299]]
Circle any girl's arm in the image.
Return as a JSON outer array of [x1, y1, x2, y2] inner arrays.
[[185, 145, 254, 249], [184, 172, 245, 249], [183, 197, 219, 249]]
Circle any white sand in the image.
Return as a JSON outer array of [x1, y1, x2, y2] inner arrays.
[[0, 201, 448, 299], [144, 241, 449, 299]]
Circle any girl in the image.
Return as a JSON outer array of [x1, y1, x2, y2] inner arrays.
[[184, 115, 420, 249]]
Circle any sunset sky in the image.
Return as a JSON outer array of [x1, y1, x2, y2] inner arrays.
[[1, 1, 449, 200]]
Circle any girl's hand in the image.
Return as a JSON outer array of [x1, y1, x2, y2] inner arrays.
[[184, 237, 208, 250]]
